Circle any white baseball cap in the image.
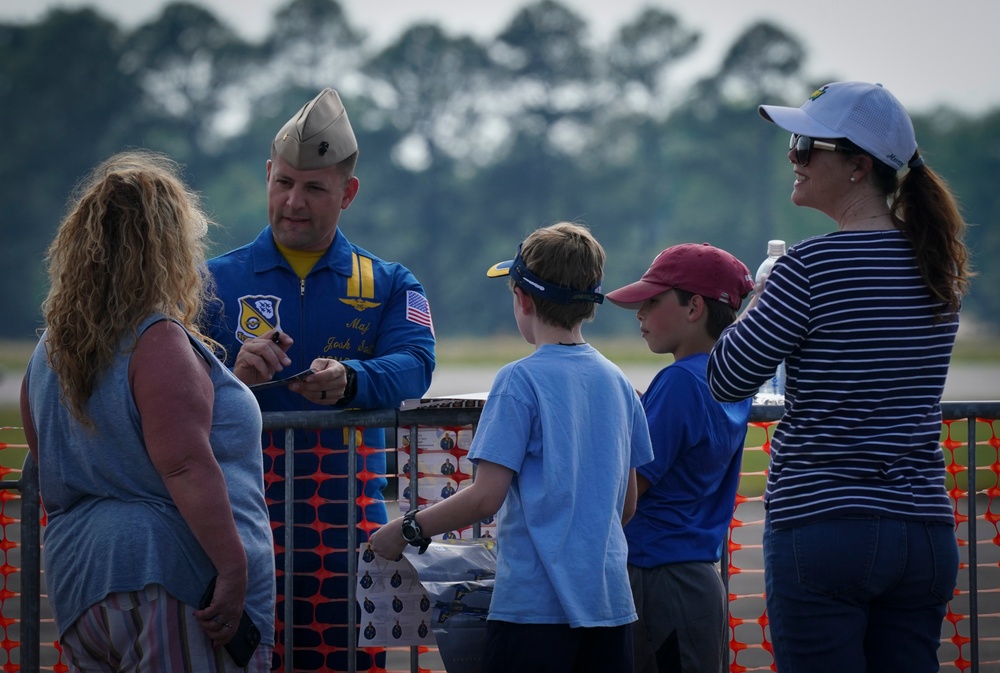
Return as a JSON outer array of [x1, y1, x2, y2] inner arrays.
[[759, 81, 920, 171]]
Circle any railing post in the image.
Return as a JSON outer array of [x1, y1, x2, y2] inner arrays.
[[408, 421, 420, 673], [283, 428, 295, 673], [347, 426, 358, 673], [18, 452, 40, 673], [967, 414, 979, 673]]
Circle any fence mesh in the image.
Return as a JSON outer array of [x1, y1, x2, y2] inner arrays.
[[1, 415, 998, 672]]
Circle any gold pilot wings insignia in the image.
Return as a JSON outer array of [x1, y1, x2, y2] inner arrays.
[[340, 253, 382, 312], [340, 298, 381, 311]]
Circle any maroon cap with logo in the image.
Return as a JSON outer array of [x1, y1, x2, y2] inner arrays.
[[606, 243, 753, 310]]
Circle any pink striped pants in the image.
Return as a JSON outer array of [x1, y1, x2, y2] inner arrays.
[[60, 584, 272, 672]]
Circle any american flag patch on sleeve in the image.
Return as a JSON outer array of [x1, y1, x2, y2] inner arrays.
[[406, 290, 434, 333]]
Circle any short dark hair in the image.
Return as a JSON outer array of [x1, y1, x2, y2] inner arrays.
[[673, 288, 738, 340]]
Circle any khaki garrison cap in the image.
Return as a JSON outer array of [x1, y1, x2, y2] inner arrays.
[[272, 88, 358, 170]]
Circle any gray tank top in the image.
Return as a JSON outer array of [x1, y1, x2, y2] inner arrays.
[[25, 314, 275, 643]]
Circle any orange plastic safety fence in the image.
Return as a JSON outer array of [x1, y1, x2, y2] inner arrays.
[[725, 418, 1000, 673], [1, 418, 998, 673], [262, 429, 397, 673]]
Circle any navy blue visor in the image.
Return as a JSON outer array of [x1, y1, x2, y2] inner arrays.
[[486, 244, 604, 305]]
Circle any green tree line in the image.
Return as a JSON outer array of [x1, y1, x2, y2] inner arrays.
[[2, 0, 997, 341]]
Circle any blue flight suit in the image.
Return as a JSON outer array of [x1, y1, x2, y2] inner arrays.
[[203, 226, 435, 671]]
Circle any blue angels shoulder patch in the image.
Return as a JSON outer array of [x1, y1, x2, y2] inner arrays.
[[236, 294, 281, 342]]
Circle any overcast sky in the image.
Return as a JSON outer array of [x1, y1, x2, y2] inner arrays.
[[2, 0, 998, 114]]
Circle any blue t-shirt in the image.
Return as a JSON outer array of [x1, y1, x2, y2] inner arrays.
[[468, 344, 653, 628], [625, 353, 751, 567]]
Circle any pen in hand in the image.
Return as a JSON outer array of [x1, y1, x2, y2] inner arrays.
[[272, 331, 282, 344]]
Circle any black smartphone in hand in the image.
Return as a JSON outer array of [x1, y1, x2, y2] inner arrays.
[[200, 576, 262, 668]]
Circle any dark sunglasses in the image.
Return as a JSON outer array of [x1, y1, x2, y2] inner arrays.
[[790, 133, 854, 167]]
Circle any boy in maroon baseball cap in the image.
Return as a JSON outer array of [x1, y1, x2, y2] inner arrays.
[[606, 242, 753, 673], [606, 242, 753, 314]]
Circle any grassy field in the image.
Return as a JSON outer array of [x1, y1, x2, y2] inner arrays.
[[0, 340, 31, 465], [0, 339, 35, 371]]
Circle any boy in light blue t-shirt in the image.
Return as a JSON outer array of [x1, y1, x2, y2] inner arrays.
[[606, 243, 754, 673], [370, 222, 653, 673]]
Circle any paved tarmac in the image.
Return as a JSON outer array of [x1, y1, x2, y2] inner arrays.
[[422, 362, 1000, 401], [1, 363, 997, 405]]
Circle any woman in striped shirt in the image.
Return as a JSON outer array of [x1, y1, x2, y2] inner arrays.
[[707, 82, 971, 673]]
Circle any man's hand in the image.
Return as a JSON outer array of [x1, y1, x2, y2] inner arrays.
[[289, 357, 351, 405], [232, 329, 293, 385]]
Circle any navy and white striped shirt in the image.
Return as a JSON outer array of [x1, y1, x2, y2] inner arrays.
[[707, 230, 957, 528]]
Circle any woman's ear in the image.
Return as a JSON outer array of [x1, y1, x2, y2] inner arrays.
[[849, 152, 874, 183]]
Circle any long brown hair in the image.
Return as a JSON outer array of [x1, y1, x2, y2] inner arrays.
[[42, 150, 218, 425], [870, 158, 972, 317]]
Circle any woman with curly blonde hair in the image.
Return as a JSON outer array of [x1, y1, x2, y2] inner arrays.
[[20, 150, 275, 672], [43, 150, 214, 422]]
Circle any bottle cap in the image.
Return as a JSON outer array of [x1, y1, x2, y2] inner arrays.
[[767, 240, 786, 257]]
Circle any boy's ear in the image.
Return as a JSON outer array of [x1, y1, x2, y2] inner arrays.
[[688, 294, 707, 322], [514, 286, 535, 314]]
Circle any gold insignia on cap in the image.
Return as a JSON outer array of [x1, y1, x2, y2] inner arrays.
[[272, 87, 358, 170]]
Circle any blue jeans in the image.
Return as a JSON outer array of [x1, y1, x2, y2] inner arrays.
[[763, 514, 958, 673]]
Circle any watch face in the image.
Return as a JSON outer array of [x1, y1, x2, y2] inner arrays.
[[401, 515, 421, 542]]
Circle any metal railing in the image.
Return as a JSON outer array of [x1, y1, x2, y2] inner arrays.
[[11, 400, 1000, 673]]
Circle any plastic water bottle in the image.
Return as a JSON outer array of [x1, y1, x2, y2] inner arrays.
[[754, 240, 786, 405]]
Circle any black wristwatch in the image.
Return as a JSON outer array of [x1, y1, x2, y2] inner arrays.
[[340, 364, 358, 404], [401, 509, 431, 554]]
